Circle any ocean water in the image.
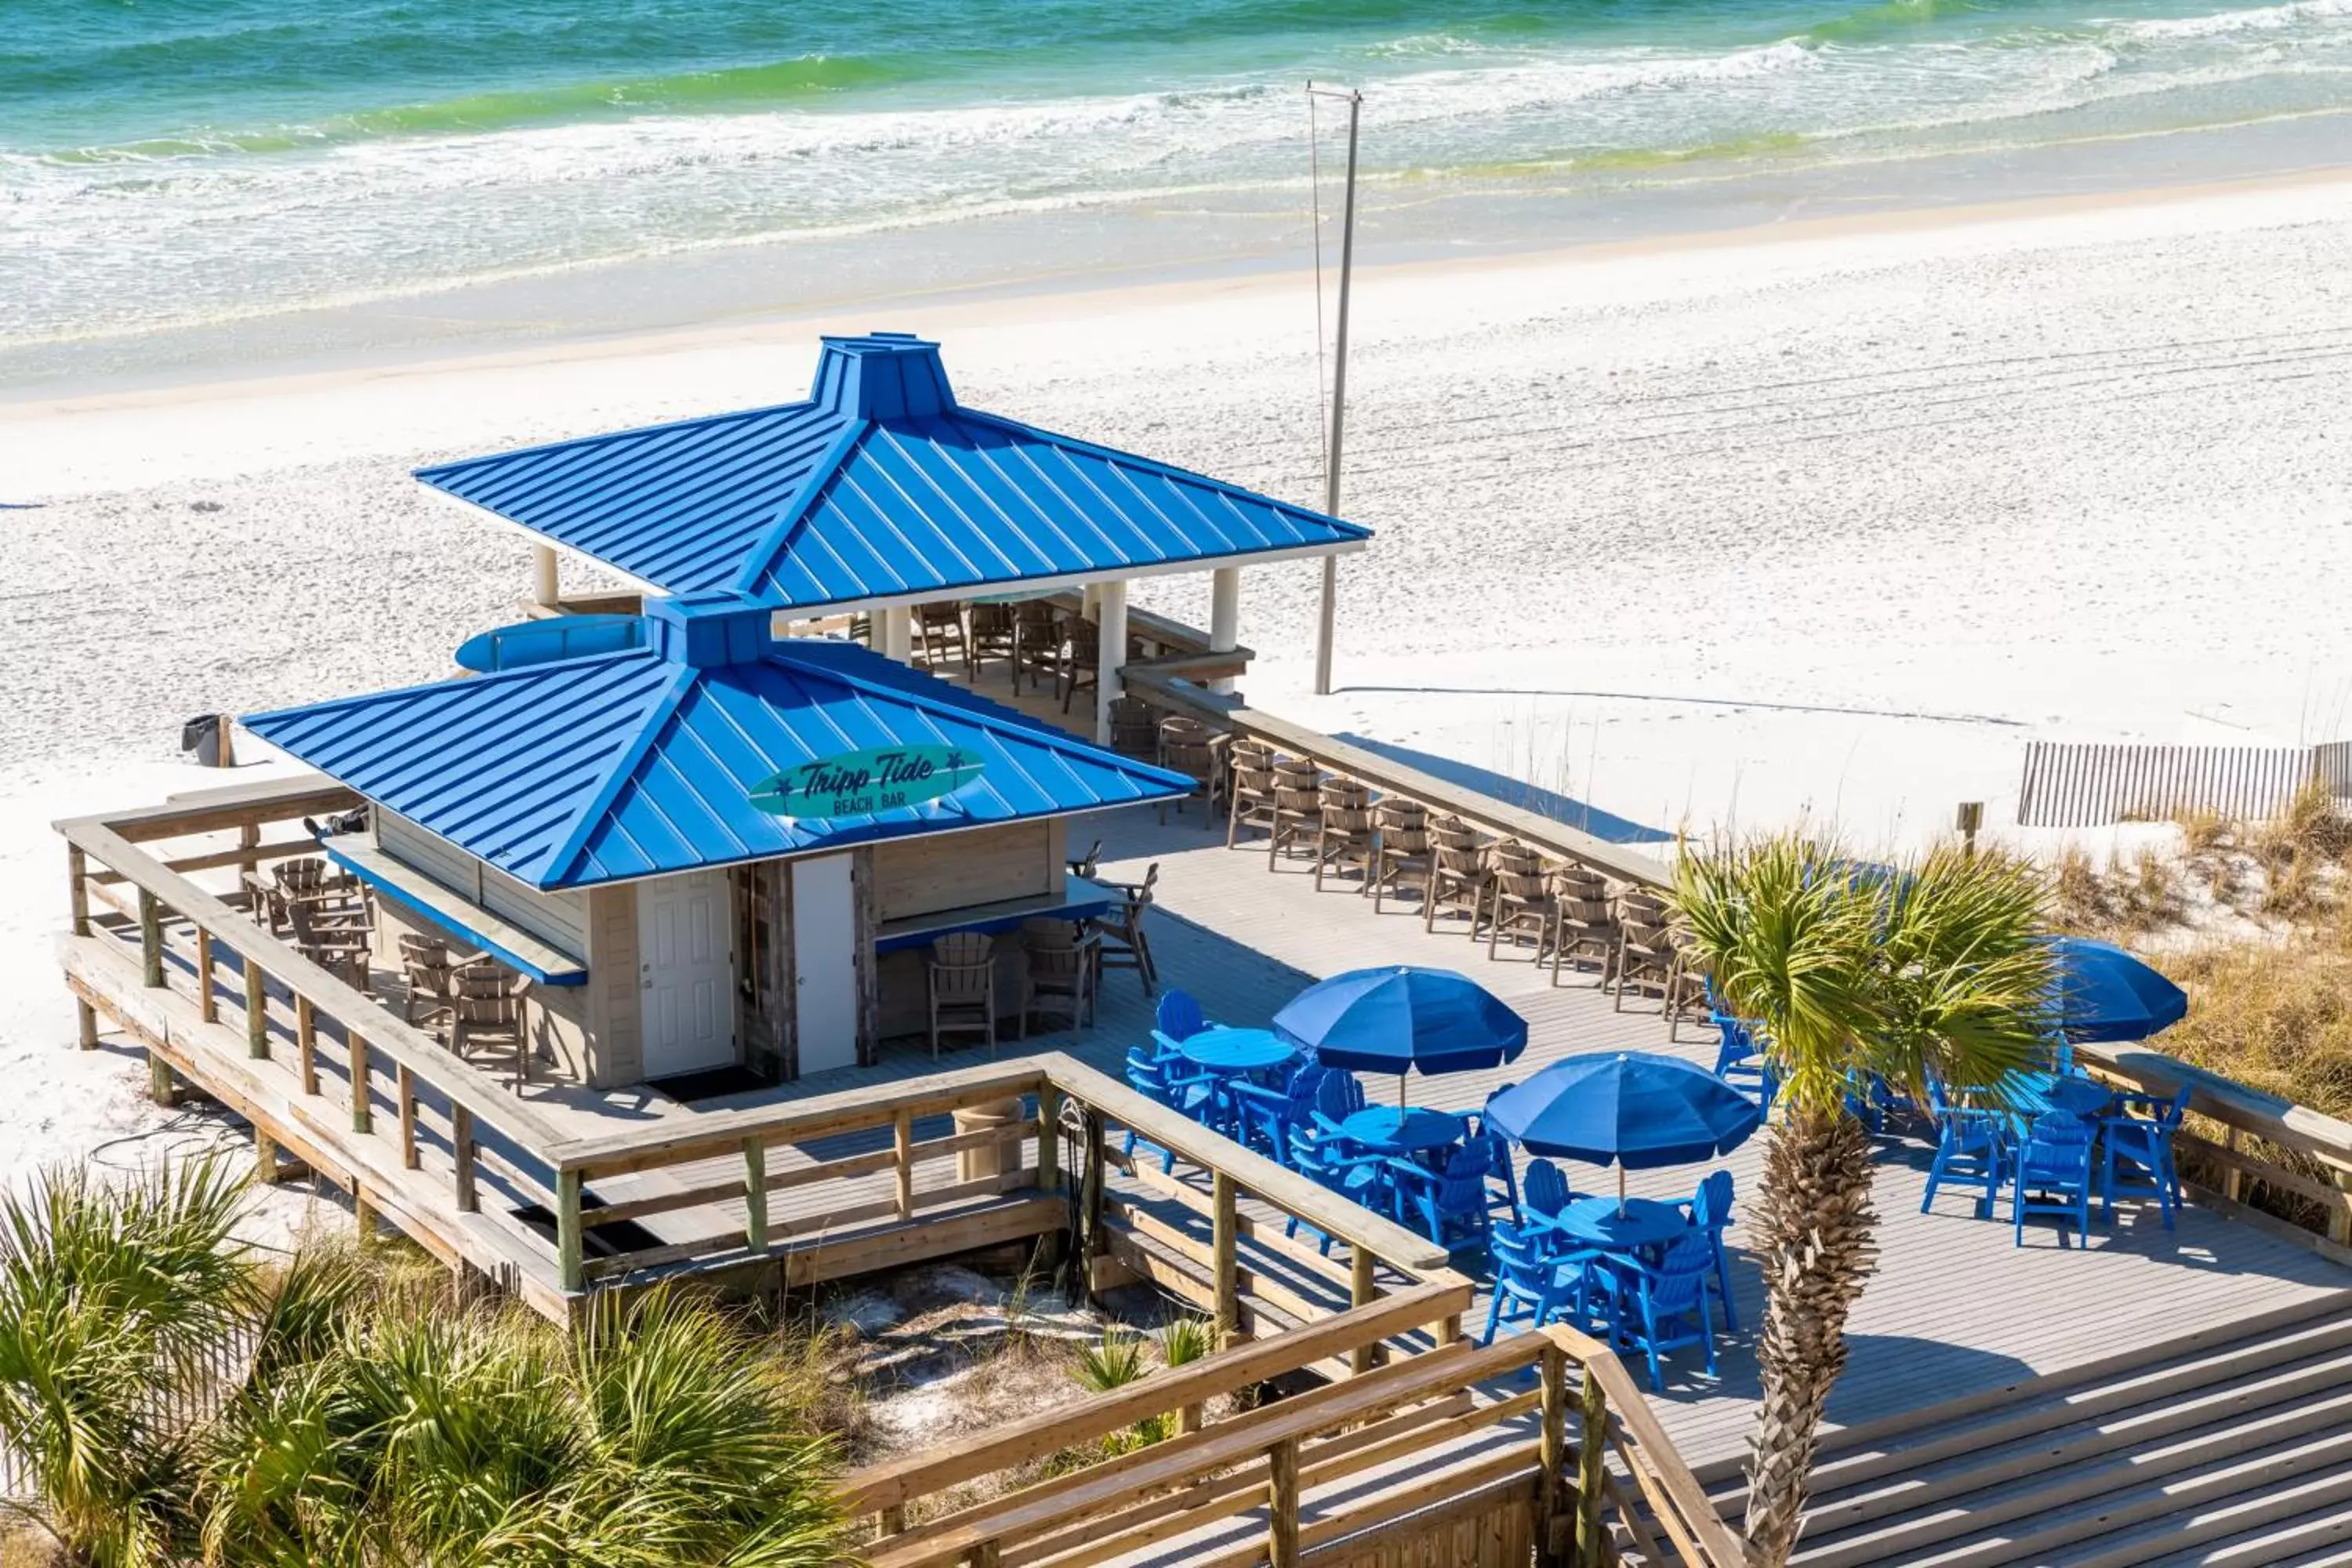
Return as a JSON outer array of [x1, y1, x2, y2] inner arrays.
[[7, 0, 2352, 369]]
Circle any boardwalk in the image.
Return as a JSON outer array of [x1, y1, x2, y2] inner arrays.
[[509, 786, 2345, 1475]]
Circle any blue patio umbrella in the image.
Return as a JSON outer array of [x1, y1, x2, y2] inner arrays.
[[2050, 938, 2187, 1043], [1272, 966, 1528, 1105], [1485, 1051, 1762, 1208]]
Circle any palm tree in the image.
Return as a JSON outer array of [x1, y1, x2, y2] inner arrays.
[[1673, 836, 2054, 1567], [2, 1155, 848, 1567]]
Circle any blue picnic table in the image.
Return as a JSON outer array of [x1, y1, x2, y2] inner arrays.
[[1553, 1195, 1689, 1253], [1338, 1105, 1468, 1157], [1177, 1027, 1299, 1076]]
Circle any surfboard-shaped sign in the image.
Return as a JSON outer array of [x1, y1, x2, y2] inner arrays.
[[749, 746, 985, 821]]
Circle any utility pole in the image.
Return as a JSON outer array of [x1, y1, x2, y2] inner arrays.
[[1310, 84, 1361, 699]]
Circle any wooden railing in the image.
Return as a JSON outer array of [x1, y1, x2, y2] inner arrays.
[[1120, 666, 1671, 893], [2076, 1040, 2352, 1255], [57, 775, 1747, 1559], [60, 781, 581, 1306], [847, 1321, 1749, 1568]]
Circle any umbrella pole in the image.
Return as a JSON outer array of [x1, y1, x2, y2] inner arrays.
[[1617, 1165, 1627, 1216], [1399, 1073, 1408, 1110]]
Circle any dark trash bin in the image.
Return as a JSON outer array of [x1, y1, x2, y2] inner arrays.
[[180, 713, 233, 768]]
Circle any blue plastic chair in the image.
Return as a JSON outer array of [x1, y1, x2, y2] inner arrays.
[[1522, 1159, 1574, 1235], [1308, 1070, 1367, 1138], [1150, 989, 1210, 1060], [2101, 1084, 2190, 1229], [2009, 1112, 2098, 1247], [1467, 1121, 1523, 1229], [1481, 1221, 1608, 1345], [1710, 1011, 1776, 1109], [1921, 1077, 2009, 1220], [1232, 1062, 1325, 1162], [1285, 1118, 1390, 1254], [1603, 1231, 1719, 1392], [1122, 1047, 1215, 1174], [1682, 1171, 1740, 1332], [1390, 1142, 1495, 1254]]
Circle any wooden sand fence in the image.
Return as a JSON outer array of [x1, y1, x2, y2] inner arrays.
[[2016, 739, 2347, 828]]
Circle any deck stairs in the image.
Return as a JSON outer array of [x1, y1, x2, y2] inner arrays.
[[1681, 1287, 2352, 1568]]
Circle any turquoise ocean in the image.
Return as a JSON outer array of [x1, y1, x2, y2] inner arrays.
[[9, 0, 2352, 379]]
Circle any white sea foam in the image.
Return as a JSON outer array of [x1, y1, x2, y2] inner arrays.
[[2109, 0, 2352, 42], [6, 6, 2352, 352]]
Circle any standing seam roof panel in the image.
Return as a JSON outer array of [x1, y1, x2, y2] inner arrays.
[[419, 335, 1369, 612]]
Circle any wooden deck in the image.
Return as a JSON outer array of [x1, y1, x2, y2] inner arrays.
[[498, 782, 2348, 1475], [54, 669, 2352, 1542]]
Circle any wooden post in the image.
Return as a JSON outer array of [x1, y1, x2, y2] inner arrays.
[[195, 927, 217, 1022], [1348, 1250, 1377, 1374], [557, 1168, 585, 1292], [1267, 1437, 1301, 1568], [67, 844, 90, 938], [397, 1064, 419, 1169], [349, 1032, 372, 1134], [1538, 1343, 1568, 1568], [244, 956, 268, 1058], [1212, 1169, 1239, 1338], [2223, 1129, 2247, 1203], [76, 999, 100, 1051], [295, 996, 318, 1094], [452, 1105, 478, 1212], [1436, 1312, 1462, 1346], [139, 889, 164, 988], [744, 1138, 770, 1253], [971, 1543, 1001, 1568], [236, 822, 260, 882], [1080, 1107, 1106, 1305], [879, 1505, 907, 1537], [148, 1051, 176, 1106], [255, 1129, 279, 1186], [355, 1189, 377, 1246], [894, 1109, 915, 1221], [1036, 1086, 1062, 1192], [1575, 1367, 1608, 1568]]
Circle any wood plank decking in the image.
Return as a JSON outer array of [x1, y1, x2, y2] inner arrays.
[[492, 786, 2345, 1477]]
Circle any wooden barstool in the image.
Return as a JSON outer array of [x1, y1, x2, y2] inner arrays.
[[1313, 775, 1377, 891], [1424, 816, 1492, 936], [1013, 601, 1062, 691], [913, 601, 970, 675], [1267, 757, 1323, 872], [1550, 866, 1618, 987], [1156, 716, 1224, 824], [1486, 844, 1559, 964], [927, 932, 997, 1058], [1368, 797, 1432, 914], [1226, 742, 1279, 849]]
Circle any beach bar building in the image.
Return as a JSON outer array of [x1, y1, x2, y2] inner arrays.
[[242, 591, 1193, 1091], [414, 331, 1373, 743]]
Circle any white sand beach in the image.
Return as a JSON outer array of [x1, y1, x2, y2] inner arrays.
[[8, 169, 2352, 1188]]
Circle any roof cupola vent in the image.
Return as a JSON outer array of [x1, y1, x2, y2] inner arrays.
[[643, 591, 776, 668], [809, 332, 955, 420]]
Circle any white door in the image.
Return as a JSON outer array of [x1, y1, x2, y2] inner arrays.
[[792, 854, 860, 1076], [637, 869, 735, 1079]]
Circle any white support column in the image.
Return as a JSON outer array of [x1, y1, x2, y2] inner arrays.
[[879, 606, 913, 662], [1095, 579, 1128, 746], [1313, 555, 1338, 696], [1209, 566, 1242, 695], [532, 544, 560, 608]]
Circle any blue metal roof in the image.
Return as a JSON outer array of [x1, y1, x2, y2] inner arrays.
[[244, 593, 1192, 891], [416, 332, 1372, 612]]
